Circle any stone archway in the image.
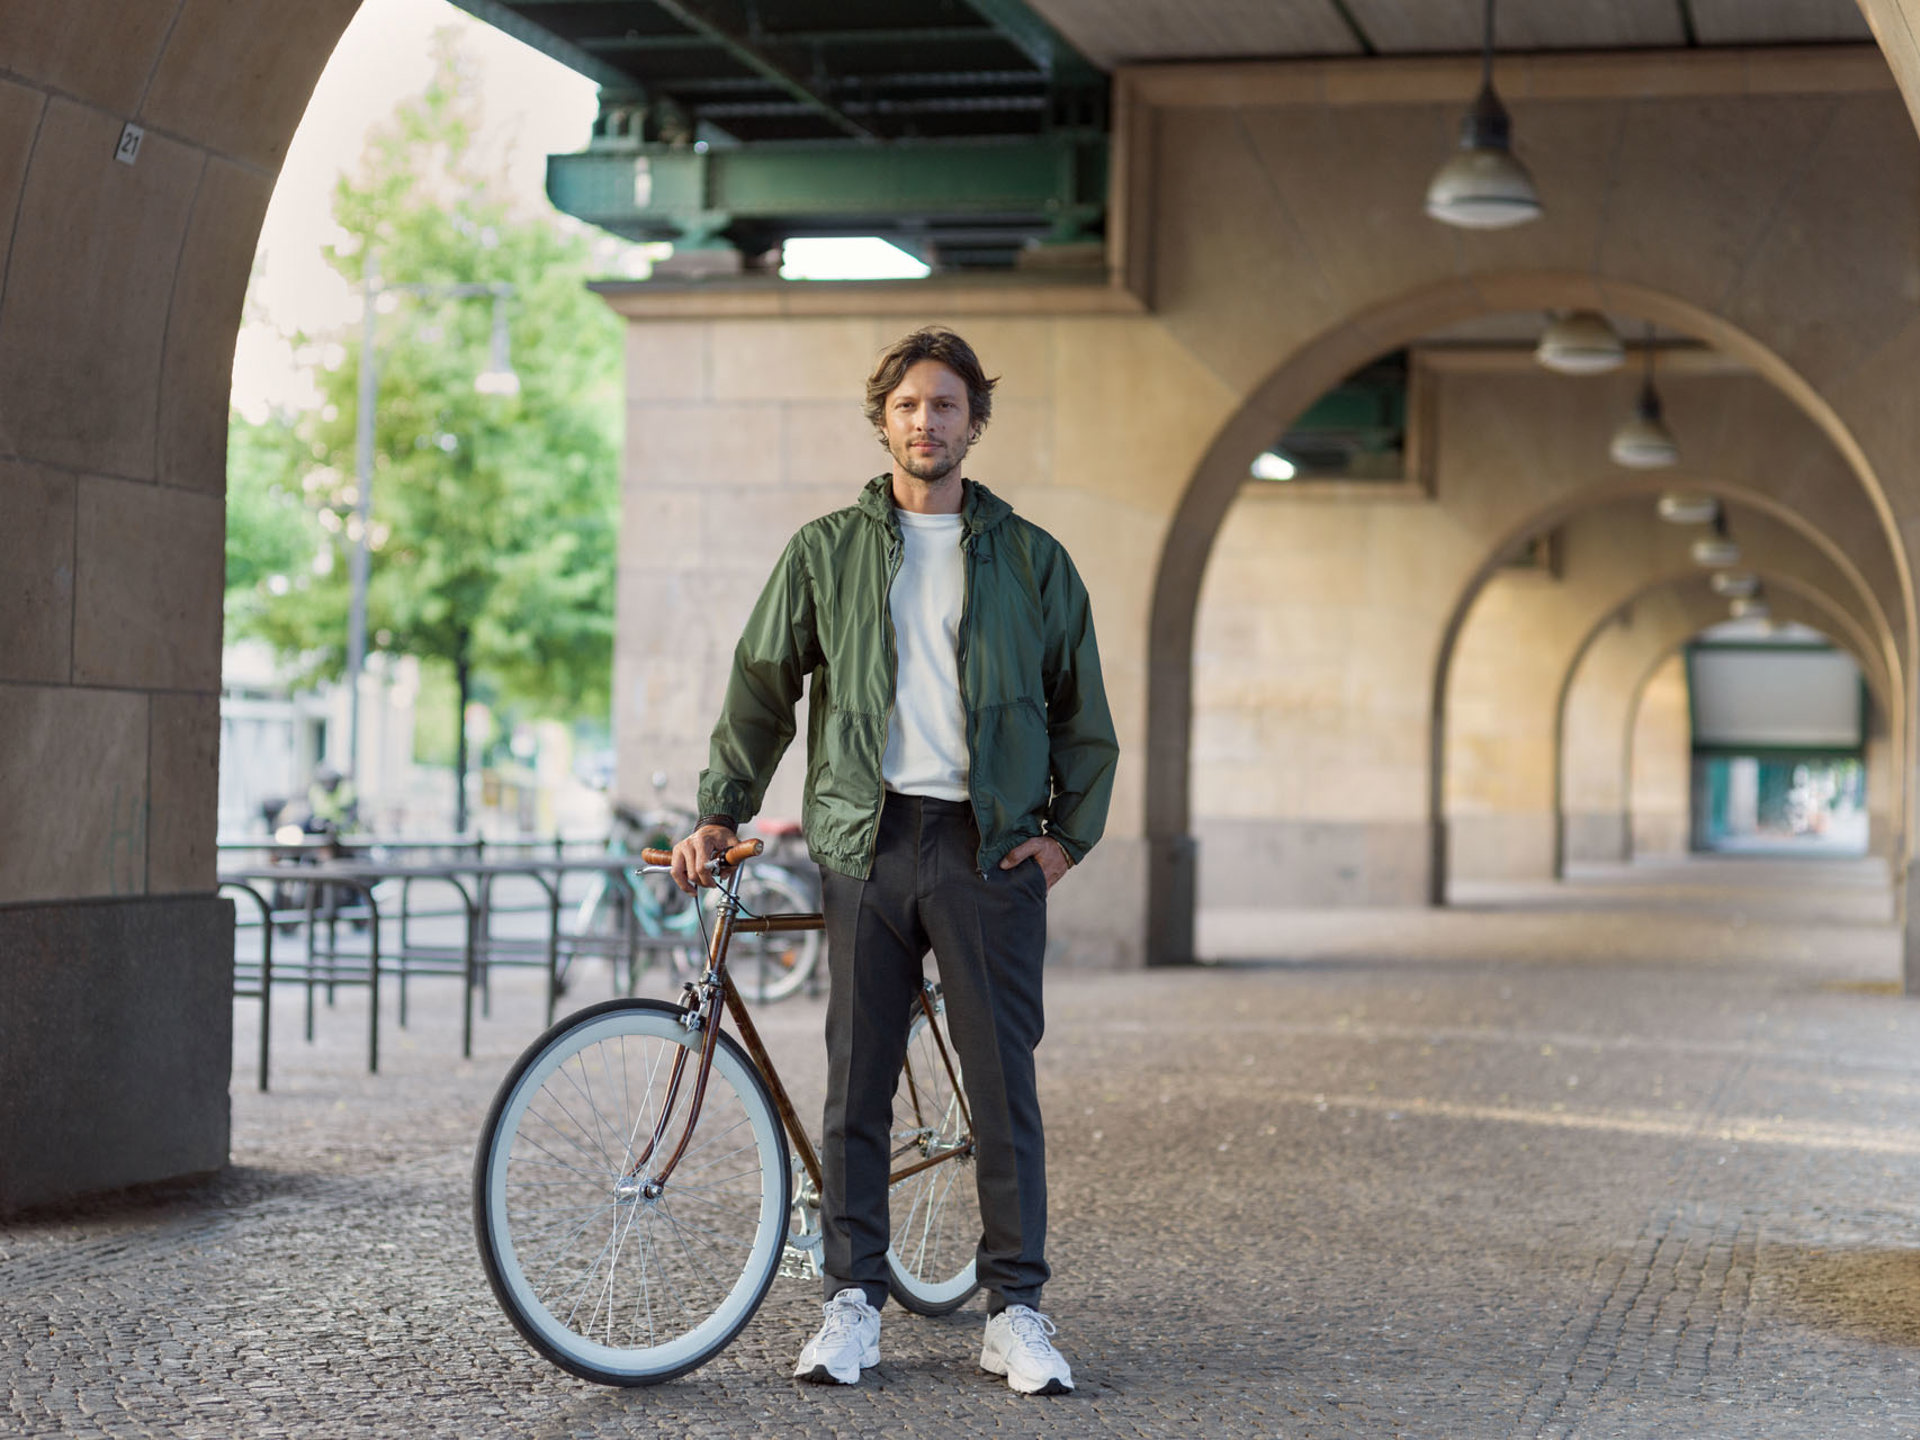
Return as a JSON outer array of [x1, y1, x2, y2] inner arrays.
[[1559, 575, 1893, 872], [0, 0, 362, 1212], [1434, 476, 1903, 887], [1435, 487, 1891, 892], [1151, 278, 1911, 961]]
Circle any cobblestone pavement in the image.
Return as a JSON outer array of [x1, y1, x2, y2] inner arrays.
[[9, 856, 1920, 1437]]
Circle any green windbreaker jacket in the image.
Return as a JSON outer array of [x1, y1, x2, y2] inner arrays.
[[696, 475, 1119, 879]]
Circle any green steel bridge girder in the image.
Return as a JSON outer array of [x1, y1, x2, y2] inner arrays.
[[547, 134, 1108, 253]]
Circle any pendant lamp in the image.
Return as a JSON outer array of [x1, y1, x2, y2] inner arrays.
[[1536, 310, 1625, 375], [1425, 0, 1542, 229], [1730, 595, 1770, 621], [1691, 513, 1740, 569], [1656, 492, 1717, 525], [1609, 326, 1679, 469], [1709, 571, 1759, 599]]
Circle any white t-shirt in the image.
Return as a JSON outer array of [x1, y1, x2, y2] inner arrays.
[[882, 510, 971, 801]]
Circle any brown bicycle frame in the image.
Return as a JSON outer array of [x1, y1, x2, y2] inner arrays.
[[626, 857, 975, 1203]]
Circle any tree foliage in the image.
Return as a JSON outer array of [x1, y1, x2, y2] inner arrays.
[[225, 34, 622, 729]]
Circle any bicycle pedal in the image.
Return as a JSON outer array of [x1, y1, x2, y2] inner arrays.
[[776, 1253, 809, 1280], [778, 1241, 823, 1280]]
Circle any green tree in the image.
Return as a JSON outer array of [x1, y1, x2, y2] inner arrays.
[[227, 33, 622, 829], [224, 411, 339, 671]]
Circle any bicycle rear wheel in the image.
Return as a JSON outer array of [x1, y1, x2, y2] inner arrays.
[[885, 987, 982, 1314], [474, 999, 789, 1385]]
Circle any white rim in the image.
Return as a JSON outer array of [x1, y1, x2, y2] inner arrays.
[[887, 1003, 980, 1305], [483, 1009, 784, 1378]]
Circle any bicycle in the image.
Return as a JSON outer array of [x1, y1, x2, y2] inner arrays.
[[570, 800, 823, 1003], [473, 840, 981, 1386]]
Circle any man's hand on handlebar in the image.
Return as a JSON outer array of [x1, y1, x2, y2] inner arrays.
[[670, 824, 738, 894]]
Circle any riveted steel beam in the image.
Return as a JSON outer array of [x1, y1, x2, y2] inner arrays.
[[447, 0, 639, 92], [549, 134, 1106, 255], [646, 0, 879, 142]]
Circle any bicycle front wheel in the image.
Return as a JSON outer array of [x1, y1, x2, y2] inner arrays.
[[885, 987, 982, 1314], [474, 999, 790, 1385]]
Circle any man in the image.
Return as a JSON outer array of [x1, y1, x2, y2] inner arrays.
[[670, 327, 1118, 1395]]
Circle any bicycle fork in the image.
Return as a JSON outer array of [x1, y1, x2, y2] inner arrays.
[[617, 865, 748, 1200]]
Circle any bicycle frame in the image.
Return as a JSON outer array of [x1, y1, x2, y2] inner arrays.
[[626, 855, 973, 1205]]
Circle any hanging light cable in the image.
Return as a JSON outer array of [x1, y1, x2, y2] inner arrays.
[[1425, 0, 1543, 229], [1609, 324, 1680, 469]]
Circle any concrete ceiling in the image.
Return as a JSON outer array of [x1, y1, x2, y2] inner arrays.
[[1027, 0, 1872, 67]]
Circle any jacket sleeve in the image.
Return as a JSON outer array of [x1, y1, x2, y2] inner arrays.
[[696, 534, 821, 828], [1039, 546, 1119, 864]]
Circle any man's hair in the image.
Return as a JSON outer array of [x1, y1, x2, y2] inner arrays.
[[864, 328, 998, 438]]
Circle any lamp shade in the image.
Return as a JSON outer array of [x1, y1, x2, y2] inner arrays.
[[1610, 382, 1679, 469], [1425, 84, 1542, 229], [1535, 311, 1625, 375], [1709, 571, 1759, 599], [1692, 536, 1741, 568], [1656, 492, 1717, 524]]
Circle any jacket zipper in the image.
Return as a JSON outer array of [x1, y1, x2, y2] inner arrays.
[[871, 524, 905, 872], [957, 528, 985, 876]]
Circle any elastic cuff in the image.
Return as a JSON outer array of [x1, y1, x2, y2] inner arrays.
[[696, 813, 737, 833]]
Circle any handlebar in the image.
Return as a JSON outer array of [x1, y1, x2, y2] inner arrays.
[[639, 839, 764, 870]]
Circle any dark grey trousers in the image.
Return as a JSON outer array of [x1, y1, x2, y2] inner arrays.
[[818, 791, 1050, 1314]]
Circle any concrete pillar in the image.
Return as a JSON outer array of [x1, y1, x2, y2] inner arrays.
[[1867, 695, 1896, 859], [1630, 655, 1691, 856], [598, 291, 1235, 969], [0, 0, 356, 1212]]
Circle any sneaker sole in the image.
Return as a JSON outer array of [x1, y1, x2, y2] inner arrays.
[[797, 1363, 861, 1386], [795, 1341, 879, 1385], [980, 1356, 1073, 1396]]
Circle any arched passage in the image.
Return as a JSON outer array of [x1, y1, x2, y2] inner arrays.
[[1558, 573, 1894, 868], [1437, 489, 1891, 891], [1154, 277, 1911, 960]]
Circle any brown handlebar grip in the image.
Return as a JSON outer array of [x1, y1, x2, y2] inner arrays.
[[637, 839, 763, 868]]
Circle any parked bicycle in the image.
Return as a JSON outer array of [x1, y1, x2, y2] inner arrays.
[[474, 840, 980, 1385], [569, 791, 821, 1002]]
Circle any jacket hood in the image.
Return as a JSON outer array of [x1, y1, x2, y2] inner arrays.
[[857, 474, 1012, 536]]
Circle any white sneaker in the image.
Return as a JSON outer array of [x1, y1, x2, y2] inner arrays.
[[980, 1305, 1074, 1395], [793, 1288, 881, 1385]]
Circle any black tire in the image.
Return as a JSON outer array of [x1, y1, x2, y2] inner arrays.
[[474, 998, 790, 1385]]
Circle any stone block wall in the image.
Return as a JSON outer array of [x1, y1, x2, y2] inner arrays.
[[0, 0, 356, 1210]]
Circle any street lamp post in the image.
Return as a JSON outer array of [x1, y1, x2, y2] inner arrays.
[[346, 252, 380, 790], [344, 256, 518, 824]]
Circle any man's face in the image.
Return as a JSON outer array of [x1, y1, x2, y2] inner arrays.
[[882, 359, 975, 485]]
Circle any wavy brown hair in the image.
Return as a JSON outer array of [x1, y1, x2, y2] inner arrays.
[[864, 328, 998, 440]]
